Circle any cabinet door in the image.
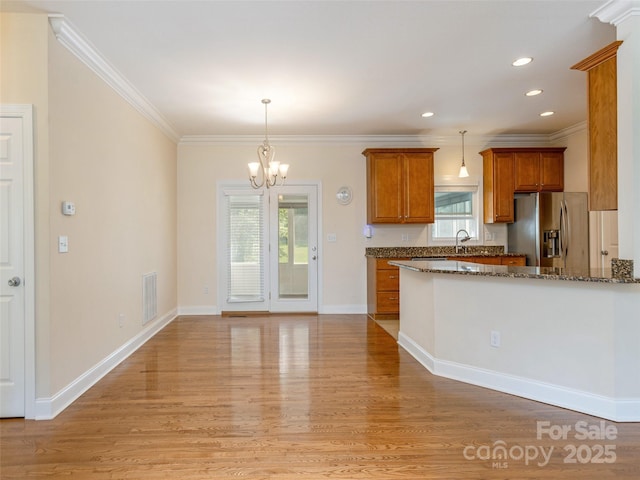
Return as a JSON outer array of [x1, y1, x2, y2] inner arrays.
[[404, 152, 434, 223], [540, 151, 564, 192], [493, 153, 515, 223], [514, 152, 540, 192], [367, 152, 403, 223]]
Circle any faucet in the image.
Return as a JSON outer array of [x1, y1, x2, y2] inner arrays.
[[455, 229, 471, 254]]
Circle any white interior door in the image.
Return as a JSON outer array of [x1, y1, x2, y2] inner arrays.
[[269, 185, 318, 313], [0, 115, 26, 417]]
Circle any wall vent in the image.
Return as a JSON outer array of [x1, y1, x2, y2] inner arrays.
[[142, 272, 157, 325]]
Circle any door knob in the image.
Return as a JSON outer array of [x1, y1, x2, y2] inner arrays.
[[312, 255, 317, 260], [8, 276, 21, 287], [601, 250, 609, 256]]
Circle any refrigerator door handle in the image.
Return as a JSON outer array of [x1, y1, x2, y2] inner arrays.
[[559, 201, 564, 259], [562, 201, 570, 260]]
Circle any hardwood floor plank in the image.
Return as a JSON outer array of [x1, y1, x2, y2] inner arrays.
[[2, 315, 640, 479]]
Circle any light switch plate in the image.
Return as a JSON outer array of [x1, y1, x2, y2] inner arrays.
[[58, 235, 69, 253]]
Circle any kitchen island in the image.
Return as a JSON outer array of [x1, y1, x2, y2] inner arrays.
[[390, 259, 640, 422]]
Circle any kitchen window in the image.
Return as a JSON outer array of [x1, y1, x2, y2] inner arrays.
[[430, 184, 480, 242]]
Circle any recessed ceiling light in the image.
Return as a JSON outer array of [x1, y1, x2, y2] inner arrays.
[[526, 89, 543, 96], [540, 111, 555, 117], [421, 111, 434, 118], [512, 57, 533, 67]]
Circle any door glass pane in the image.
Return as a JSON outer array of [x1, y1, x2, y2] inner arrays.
[[227, 194, 264, 302], [278, 194, 308, 299]]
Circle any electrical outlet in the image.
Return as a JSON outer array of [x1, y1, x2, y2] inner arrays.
[[490, 330, 501, 347], [203, 285, 209, 295], [401, 234, 409, 241], [118, 313, 125, 328]]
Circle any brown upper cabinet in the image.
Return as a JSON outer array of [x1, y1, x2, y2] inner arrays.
[[481, 149, 515, 223], [363, 148, 438, 224], [514, 148, 565, 192], [481, 147, 566, 223], [571, 41, 622, 211]]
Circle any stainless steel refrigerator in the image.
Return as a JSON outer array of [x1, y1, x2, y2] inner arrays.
[[507, 192, 589, 269]]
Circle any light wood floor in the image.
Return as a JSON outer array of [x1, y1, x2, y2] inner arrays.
[[2, 315, 640, 479]]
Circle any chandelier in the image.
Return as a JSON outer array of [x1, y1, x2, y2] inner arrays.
[[248, 99, 289, 189]]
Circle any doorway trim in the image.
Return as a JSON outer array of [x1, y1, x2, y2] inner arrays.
[[1, 104, 36, 419]]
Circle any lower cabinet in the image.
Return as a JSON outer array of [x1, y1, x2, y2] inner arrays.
[[499, 256, 527, 266], [367, 257, 406, 320], [367, 255, 527, 320]]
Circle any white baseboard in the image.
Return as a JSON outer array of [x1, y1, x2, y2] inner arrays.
[[35, 308, 177, 420], [398, 331, 640, 422], [177, 304, 366, 315], [397, 331, 436, 372], [177, 305, 219, 316], [318, 304, 367, 314]]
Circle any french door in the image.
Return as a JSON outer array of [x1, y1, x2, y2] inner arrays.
[[220, 184, 318, 313]]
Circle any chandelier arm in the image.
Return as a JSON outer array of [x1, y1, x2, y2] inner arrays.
[[251, 146, 268, 189]]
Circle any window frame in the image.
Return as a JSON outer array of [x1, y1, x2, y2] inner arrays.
[[428, 177, 481, 246]]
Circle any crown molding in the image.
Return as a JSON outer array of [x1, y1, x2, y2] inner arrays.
[[179, 129, 580, 148], [591, 0, 640, 26], [180, 134, 445, 147], [48, 15, 180, 143], [548, 121, 588, 142]]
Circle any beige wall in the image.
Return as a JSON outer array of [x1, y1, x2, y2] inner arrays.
[[178, 138, 555, 313], [47, 27, 178, 394], [1, 12, 178, 399], [178, 142, 371, 312]]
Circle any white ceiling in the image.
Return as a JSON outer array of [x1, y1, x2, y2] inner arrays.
[[4, 1, 615, 138]]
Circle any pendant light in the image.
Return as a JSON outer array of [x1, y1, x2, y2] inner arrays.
[[458, 130, 469, 178]]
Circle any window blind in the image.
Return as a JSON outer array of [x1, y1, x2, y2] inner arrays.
[[225, 192, 265, 303]]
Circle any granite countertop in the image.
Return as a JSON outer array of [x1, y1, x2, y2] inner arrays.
[[365, 246, 523, 258], [389, 259, 640, 284]]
